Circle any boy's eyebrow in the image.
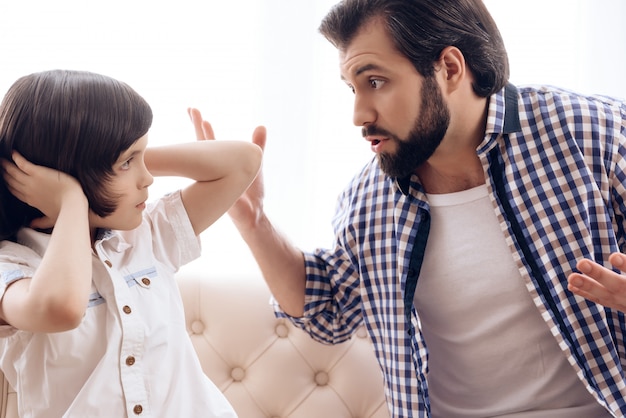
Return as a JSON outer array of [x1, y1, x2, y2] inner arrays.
[[117, 148, 141, 162]]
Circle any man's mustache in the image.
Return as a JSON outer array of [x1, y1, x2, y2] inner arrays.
[[362, 125, 394, 138]]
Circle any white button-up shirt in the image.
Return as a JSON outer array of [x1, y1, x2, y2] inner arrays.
[[0, 191, 237, 418]]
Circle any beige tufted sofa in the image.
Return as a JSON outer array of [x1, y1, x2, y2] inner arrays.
[[0, 271, 390, 418]]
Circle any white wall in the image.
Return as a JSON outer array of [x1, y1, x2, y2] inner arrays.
[[0, 1, 624, 277]]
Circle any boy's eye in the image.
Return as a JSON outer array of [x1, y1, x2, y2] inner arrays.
[[120, 158, 133, 170]]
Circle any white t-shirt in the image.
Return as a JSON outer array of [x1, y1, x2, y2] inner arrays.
[[414, 184, 610, 418], [0, 191, 237, 418]]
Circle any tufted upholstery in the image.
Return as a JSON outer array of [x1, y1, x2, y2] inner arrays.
[[0, 271, 389, 418]]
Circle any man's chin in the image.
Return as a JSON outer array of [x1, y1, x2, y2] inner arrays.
[[377, 154, 418, 179]]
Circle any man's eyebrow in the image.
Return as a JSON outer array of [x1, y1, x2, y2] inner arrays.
[[341, 63, 382, 81]]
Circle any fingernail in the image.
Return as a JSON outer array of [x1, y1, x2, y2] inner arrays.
[[570, 276, 583, 287], [579, 262, 592, 274]]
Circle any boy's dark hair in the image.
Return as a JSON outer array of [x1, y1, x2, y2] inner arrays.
[[319, 0, 509, 97], [0, 69, 153, 241]]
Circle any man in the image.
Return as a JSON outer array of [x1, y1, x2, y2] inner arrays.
[[223, 0, 626, 416]]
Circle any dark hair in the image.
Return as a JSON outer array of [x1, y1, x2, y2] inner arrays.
[[319, 0, 509, 97], [0, 69, 153, 240]]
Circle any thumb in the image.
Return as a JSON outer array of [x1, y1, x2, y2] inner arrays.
[[252, 126, 267, 151]]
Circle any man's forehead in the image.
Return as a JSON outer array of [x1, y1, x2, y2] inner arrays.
[[338, 19, 402, 79]]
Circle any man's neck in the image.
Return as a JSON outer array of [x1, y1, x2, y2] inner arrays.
[[415, 151, 485, 194]]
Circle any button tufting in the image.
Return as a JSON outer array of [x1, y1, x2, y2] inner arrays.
[[275, 323, 289, 338], [356, 327, 368, 339], [314, 371, 329, 386], [190, 320, 204, 334], [231, 367, 245, 381]]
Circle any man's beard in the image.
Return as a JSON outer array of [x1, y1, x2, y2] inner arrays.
[[363, 76, 450, 178]]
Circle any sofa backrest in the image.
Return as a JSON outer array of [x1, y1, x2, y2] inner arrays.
[[0, 272, 389, 418], [179, 272, 390, 417]]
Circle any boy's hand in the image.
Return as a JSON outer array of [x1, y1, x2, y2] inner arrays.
[[2, 151, 85, 227]]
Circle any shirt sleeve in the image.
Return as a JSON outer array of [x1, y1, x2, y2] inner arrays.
[[273, 181, 365, 345], [144, 190, 202, 273], [0, 240, 38, 337], [611, 101, 626, 253]]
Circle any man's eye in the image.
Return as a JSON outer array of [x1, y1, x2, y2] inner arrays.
[[369, 79, 384, 89]]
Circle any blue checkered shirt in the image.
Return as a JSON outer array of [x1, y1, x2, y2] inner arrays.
[[279, 84, 626, 417]]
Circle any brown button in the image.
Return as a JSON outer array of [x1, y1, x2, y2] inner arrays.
[[123, 306, 132, 314], [133, 404, 143, 415], [141, 278, 151, 286], [104, 260, 112, 268], [125, 356, 135, 366]]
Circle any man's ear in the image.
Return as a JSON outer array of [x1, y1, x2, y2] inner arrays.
[[436, 46, 466, 94]]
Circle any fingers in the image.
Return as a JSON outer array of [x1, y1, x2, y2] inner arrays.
[[568, 272, 611, 304], [202, 120, 215, 140], [2, 154, 27, 198], [188, 108, 205, 140], [567, 255, 626, 311], [187, 108, 266, 149], [188, 108, 215, 141], [4, 151, 27, 173], [577, 257, 626, 293], [609, 252, 626, 270], [252, 126, 267, 151]]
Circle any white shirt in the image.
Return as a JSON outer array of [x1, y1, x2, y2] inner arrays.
[[0, 191, 237, 418], [415, 185, 610, 418]]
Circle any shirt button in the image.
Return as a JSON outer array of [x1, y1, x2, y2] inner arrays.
[[141, 278, 151, 286], [133, 404, 143, 415], [125, 356, 136, 366], [104, 260, 113, 268], [123, 306, 132, 314]]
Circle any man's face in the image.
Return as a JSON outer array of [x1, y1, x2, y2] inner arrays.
[[339, 18, 450, 178]]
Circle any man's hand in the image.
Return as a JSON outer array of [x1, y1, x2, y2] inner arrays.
[[1, 151, 85, 229], [188, 107, 216, 141], [567, 252, 626, 312], [187, 108, 267, 230]]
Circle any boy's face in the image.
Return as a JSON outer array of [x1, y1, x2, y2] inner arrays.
[[90, 134, 153, 231]]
